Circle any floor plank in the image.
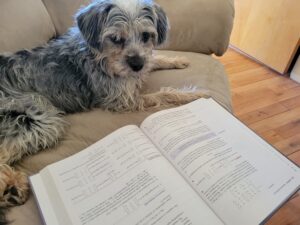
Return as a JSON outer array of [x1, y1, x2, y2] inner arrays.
[[289, 151, 300, 165], [217, 48, 300, 225], [281, 95, 300, 110], [275, 134, 300, 156], [250, 106, 300, 134], [238, 102, 288, 125], [230, 68, 274, 88], [265, 195, 300, 225]]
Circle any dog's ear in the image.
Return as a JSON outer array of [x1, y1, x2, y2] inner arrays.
[[76, 2, 113, 49], [154, 3, 169, 45]]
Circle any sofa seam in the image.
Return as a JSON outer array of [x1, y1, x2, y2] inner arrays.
[[223, 0, 235, 17], [39, 0, 58, 37]]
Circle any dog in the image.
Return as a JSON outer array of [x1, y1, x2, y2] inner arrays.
[[0, 0, 206, 216]]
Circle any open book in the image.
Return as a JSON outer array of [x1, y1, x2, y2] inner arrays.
[[30, 98, 300, 225]]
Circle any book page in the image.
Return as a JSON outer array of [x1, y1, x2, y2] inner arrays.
[[30, 175, 61, 225], [140, 98, 300, 225], [36, 125, 223, 225]]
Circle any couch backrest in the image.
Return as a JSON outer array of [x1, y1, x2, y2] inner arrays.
[[157, 0, 234, 56], [0, 0, 234, 56], [41, 0, 90, 35], [0, 0, 56, 53]]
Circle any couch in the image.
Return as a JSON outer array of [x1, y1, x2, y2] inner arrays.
[[0, 0, 234, 224]]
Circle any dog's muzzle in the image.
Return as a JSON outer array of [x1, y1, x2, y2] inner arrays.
[[126, 55, 145, 72]]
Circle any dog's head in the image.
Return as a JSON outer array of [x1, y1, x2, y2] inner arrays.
[[76, 0, 169, 77]]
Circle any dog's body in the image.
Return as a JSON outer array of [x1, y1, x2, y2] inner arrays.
[[0, 0, 205, 217]]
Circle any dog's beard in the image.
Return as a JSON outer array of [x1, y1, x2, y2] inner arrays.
[[113, 59, 151, 78], [99, 55, 152, 78]]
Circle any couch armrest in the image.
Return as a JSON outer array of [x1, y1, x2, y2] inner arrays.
[[157, 0, 234, 56]]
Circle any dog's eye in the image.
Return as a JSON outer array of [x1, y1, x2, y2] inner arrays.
[[110, 36, 125, 45], [142, 32, 150, 43]]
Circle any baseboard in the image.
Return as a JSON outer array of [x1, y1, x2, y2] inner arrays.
[[291, 55, 300, 84], [228, 45, 282, 75]]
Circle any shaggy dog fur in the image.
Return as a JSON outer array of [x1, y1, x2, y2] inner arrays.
[[0, 0, 206, 222]]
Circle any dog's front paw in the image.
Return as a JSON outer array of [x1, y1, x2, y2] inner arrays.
[[0, 165, 29, 207], [172, 57, 190, 69]]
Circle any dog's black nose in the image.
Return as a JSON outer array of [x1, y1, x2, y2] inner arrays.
[[126, 55, 144, 72]]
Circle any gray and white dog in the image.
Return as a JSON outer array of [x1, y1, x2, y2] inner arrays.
[[0, 0, 205, 210]]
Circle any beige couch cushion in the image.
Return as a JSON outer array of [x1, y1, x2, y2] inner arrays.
[[41, 0, 90, 35], [157, 0, 234, 56], [0, 0, 56, 53], [7, 50, 231, 224], [42, 0, 234, 56]]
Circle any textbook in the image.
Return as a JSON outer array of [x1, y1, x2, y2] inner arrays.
[[30, 98, 300, 225]]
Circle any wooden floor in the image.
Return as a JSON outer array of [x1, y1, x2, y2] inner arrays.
[[217, 49, 300, 225]]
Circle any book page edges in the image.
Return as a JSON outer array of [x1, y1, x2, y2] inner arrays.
[[259, 185, 300, 225], [29, 174, 60, 225]]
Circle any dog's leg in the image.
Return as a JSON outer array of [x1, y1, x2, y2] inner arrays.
[[0, 93, 66, 206], [0, 93, 66, 164], [151, 55, 190, 71], [138, 87, 208, 110]]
